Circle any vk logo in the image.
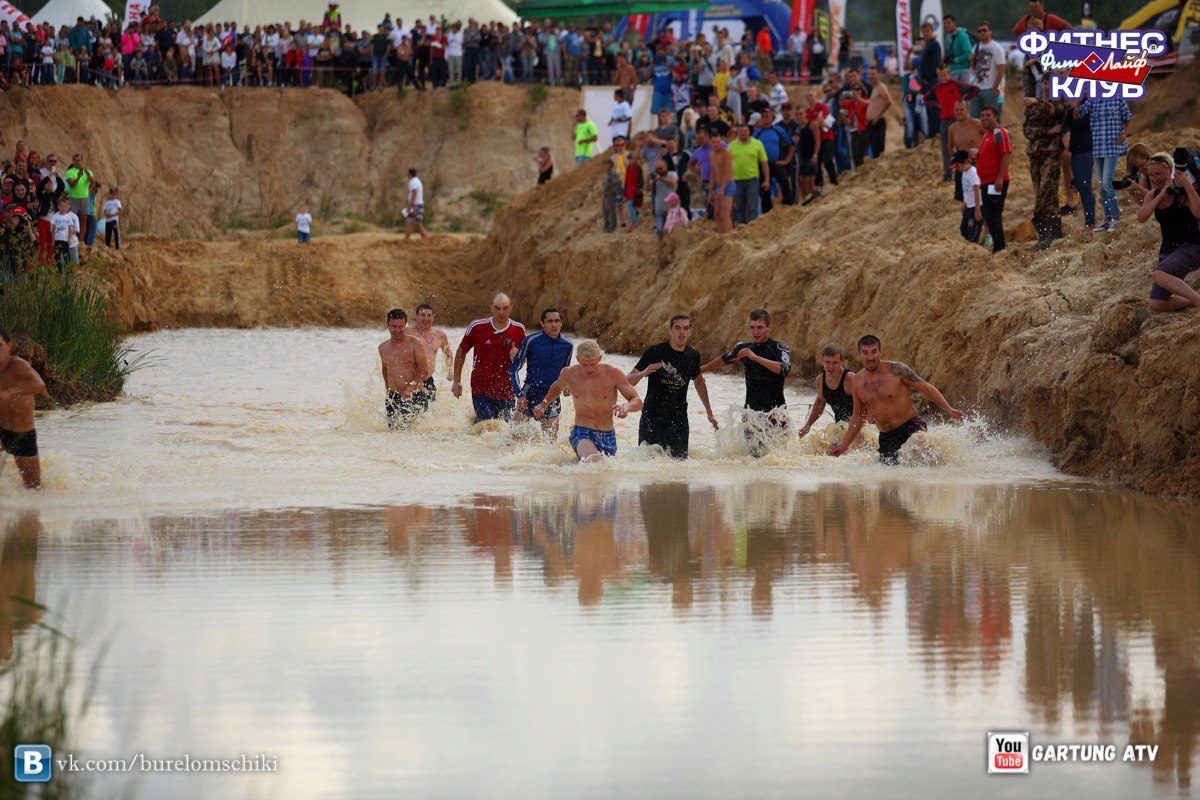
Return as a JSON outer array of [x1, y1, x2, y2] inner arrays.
[[14, 745, 53, 783]]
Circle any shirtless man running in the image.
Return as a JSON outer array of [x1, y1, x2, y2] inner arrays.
[[709, 131, 735, 233], [409, 302, 453, 409], [0, 328, 47, 489], [829, 334, 964, 464], [533, 340, 642, 462], [379, 309, 430, 429]]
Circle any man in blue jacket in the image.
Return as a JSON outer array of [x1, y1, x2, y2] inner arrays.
[[512, 308, 574, 437]]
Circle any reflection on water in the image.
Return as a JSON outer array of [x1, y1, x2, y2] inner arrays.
[[5, 482, 1199, 798]]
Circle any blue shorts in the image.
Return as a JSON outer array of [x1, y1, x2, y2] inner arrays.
[[570, 425, 617, 457], [651, 92, 671, 115], [519, 385, 561, 419], [472, 395, 515, 423]]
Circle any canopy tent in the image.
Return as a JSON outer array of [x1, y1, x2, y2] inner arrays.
[[516, 0, 706, 18], [198, 0, 517, 28], [616, 0, 792, 51], [33, 0, 112, 27]]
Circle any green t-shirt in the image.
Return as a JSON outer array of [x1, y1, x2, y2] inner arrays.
[[64, 166, 92, 199], [574, 120, 598, 158], [728, 138, 768, 181]]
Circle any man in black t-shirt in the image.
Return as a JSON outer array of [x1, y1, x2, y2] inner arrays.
[[627, 314, 719, 458], [701, 308, 791, 414]]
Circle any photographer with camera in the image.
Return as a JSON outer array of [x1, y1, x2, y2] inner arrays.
[[1136, 150, 1200, 313]]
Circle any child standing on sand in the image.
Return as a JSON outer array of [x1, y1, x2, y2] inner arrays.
[[103, 187, 122, 249], [295, 203, 313, 244]]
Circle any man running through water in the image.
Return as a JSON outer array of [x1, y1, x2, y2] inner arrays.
[[452, 293, 526, 423], [379, 309, 431, 429], [701, 309, 791, 453], [627, 313, 719, 459], [511, 307, 574, 437], [829, 335, 964, 464], [798, 342, 857, 437], [409, 302, 453, 411], [533, 340, 642, 462], [0, 328, 46, 489]]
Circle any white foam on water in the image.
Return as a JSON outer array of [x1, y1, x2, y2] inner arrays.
[[6, 329, 1073, 517]]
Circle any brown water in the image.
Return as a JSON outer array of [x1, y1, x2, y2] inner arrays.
[[2, 329, 1198, 799], [4, 482, 1199, 799]]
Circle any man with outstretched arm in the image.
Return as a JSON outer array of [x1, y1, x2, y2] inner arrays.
[[701, 308, 790, 416], [627, 314, 718, 459], [452, 293, 526, 423], [533, 341, 642, 462], [511, 307, 574, 437], [0, 328, 47, 489], [829, 335, 964, 464]]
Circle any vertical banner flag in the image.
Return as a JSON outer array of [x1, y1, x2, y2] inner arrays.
[[896, 0, 912, 72], [123, 0, 146, 29], [788, 0, 810, 36], [0, 0, 29, 26], [813, 0, 831, 57], [682, 8, 705, 40], [918, 0, 942, 43], [831, 0, 846, 62]]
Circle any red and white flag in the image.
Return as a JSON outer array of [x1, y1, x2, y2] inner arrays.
[[0, 0, 30, 27], [895, 0, 912, 70], [122, 0, 146, 29]]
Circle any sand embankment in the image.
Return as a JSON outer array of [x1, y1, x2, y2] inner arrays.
[[0, 82, 579, 235]]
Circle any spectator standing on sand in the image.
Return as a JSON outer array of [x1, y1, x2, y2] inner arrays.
[[943, 15, 972, 83], [609, 89, 632, 142], [1081, 96, 1132, 233], [947, 100, 984, 204], [601, 159, 622, 232], [405, 167, 427, 240], [1063, 100, 1097, 231], [63, 153, 96, 249], [729, 123, 769, 225], [624, 147, 644, 231], [969, 22, 1006, 122], [917, 22, 942, 139], [295, 203, 313, 243], [535, 147, 554, 185], [613, 53, 638, 103], [573, 109, 598, 164], [650, 158, 678, 238], [49, 197, 79, 270], [925, 65, 979, 181], [954, 150, 983, 243], [663, 192, 688, 234], [1013, 0, 1072, 97], [976, 106, 1012, 253], [103, 187, 122, 249]]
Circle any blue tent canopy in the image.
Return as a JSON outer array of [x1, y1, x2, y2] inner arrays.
[[618, 0, 793, 51]]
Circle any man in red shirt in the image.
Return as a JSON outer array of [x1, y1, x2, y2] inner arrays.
[[924, 64, 979, 180], [804, 87, 838, 198], [452, 293, 527, 423], [1012, 0, 1072, 36], [976, 106, 1013, 253]]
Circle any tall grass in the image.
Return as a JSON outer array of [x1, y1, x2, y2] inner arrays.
[[1, 600, 100, 800], [0, 270, 145, 403]]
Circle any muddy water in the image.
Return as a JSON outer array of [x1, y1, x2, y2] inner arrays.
[[2, 330, 1198, 799]]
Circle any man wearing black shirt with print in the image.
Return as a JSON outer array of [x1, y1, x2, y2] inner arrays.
[[701, 308, 791, 414], [628, 314, 719, 459]]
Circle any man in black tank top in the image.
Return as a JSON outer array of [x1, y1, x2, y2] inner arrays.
[[799, 342, 856, 438]]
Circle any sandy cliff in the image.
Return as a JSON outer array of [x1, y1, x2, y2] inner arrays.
[[0, 83, 579, 235]]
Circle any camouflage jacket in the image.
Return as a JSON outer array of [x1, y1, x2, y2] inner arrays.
[[1023, 99, 1071, 157]]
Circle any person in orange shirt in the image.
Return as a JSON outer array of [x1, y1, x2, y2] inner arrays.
[[755, 26, 772, 74]]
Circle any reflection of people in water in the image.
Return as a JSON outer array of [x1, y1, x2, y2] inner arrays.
[[572, 489, 619, 606], [459, 494, 519, 584], [640, 483, 697, 608], [829, 335, 964, 464], [0, 513, 42, 660]]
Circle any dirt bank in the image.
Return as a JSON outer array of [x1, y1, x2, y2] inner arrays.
[[99, 232, 475, 330], [0, 83, 579, 236]]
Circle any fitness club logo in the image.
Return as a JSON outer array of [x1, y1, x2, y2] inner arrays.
[[1017, 29, 1168, 99], [987, 732, 1030, 774]]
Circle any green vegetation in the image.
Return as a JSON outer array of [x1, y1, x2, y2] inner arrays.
[[447, 84, 472, 129], [1, 594, 99, 800], [467, 189, 507, 218], [1, 269, 146, 404], [526, 82, 550, 113]]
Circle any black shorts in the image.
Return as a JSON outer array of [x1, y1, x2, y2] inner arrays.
[[1, 427, 38, 458], [878, 416, 926, 464], [413, 376, 437, 411], [386, 390, 423, 429], [954, 168, 964, 201], [638, 413, 689, 459]]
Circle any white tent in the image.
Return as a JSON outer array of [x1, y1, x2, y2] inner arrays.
[[197, 0, 517, 29], [32, 0, 112, 27]]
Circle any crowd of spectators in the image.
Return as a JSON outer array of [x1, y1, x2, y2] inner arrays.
[[1, 131, 119, 275]]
